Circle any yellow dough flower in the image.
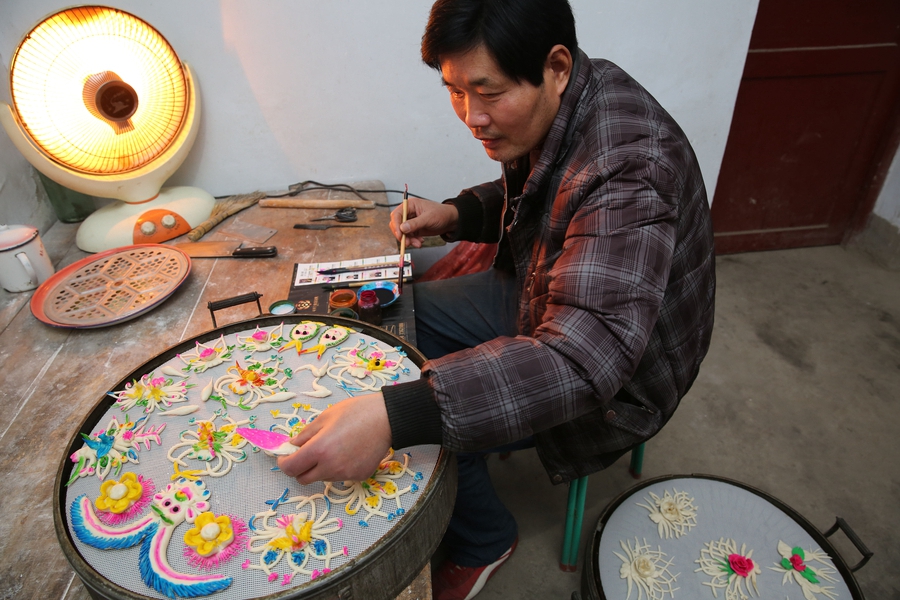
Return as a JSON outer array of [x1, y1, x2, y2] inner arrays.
[[183, 512, 235, 557], [269, 518, 313, 552], [95, 472, 143, 514]]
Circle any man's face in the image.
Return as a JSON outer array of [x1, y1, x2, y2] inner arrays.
[[440, 44, 563, 164]]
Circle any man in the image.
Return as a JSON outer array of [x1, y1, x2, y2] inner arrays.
[[279, 1, 715, 598]]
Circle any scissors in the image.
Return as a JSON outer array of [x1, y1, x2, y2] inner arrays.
[[309, 207, 358, 222]]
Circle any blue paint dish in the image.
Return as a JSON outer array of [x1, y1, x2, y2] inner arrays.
[[357, 280, 400, 307]]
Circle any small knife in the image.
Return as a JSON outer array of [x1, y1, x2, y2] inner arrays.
[[293, 224, 370, 230], [173, 241, 277, 258], [236, 428, 298, 455]]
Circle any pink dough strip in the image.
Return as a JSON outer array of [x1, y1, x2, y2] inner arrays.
[[236, 428, 298, 455], [151, 529, 226, 582], [80, 496, 155, 536]]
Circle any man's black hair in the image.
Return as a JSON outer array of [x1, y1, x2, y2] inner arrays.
[[421, 0, 578, 87]]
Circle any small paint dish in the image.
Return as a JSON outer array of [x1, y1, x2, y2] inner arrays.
[[328, 288, 358, 311], [268, 299, 296, 316], [329, 307, 358, 319], [357, 280, 400, 307]]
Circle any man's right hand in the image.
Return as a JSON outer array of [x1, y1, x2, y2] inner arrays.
[[389, 197, 459, 248]]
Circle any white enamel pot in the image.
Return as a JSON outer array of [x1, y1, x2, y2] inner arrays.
[[0, 224, 55, 292]]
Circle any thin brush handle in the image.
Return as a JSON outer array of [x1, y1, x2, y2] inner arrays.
[[398, 185, 409, 292]]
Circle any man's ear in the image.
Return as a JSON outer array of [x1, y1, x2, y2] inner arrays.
[[545, 44, 572, 96]]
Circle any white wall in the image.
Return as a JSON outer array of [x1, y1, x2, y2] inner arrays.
[[0, 132, 55, 231], [873, 147, 900, 229], [0, 0, 758, 228]]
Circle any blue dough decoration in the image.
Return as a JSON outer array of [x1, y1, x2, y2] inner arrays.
[[139, 534, 232, 599], [70, 495, 157, 550], [70, 485, 233, 599]]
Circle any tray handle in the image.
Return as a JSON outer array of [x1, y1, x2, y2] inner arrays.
[[824, 516, 872, 572], [207, 292, 264, 328]]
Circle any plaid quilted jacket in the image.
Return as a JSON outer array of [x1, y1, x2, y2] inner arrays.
[[384, 51, 715, 484]]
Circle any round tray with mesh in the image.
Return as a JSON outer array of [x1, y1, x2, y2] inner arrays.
[[54, 315, 454, 600], [584, 474, 865, 600], [31, 244, 190, 328]]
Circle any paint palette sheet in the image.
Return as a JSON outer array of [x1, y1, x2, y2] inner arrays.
[[292, 253, 412, 287]]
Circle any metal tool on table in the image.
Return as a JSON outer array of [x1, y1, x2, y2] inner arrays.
[[293, 223, 370, 230], [172, 241, 277, 258], [309, 207, 358, 222]]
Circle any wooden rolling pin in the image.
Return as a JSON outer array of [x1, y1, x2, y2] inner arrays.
[[258, 198, 376, 209]]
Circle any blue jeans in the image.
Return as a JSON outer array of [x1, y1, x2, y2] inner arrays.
[[414, 269, 527, 566]]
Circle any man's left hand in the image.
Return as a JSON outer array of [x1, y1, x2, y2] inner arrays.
[[276, 392, 392, 484]]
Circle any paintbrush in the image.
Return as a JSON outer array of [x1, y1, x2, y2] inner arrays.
[[317, 261, 410, 275], [398, 184, 409, 293]]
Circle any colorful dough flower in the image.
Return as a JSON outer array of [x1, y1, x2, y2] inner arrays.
[[245, 493, 346, 585], [167, 413, 252, 478], [236, 324, 287, 353], [184, 512, 236, 557], [67, 416, 165, 485], [770, 541, 839, 600], [96, 472, 144, 514], [210, 356, 296, 410], [325, 449, 422, 526], [695, 538, 760, 599], [178, 335, 234, 373], [110, 371, 192, 414]]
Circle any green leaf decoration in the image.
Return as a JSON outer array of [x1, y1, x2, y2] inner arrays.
[[800, 566, 819, 584], [792, 547, 805, 560], [781, 557, 793, 570], [67, 456, 86, 486]]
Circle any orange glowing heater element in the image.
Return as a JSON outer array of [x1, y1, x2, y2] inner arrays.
[[9, 6, 187, 175]]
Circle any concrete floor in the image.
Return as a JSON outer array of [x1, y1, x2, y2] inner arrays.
[[453, 245, 900, 600]]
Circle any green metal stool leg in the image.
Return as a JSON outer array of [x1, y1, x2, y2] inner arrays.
[[628, 442, 645, 478], [560, 476, 588, 571], [570, 475, 588, 565]]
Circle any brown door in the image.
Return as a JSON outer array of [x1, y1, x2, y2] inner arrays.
[[711, 1, 900, 254]]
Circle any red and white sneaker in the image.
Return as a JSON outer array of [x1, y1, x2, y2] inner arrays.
[[432, 538, 518, 600]]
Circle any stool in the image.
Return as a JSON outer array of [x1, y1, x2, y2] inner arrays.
[[559, 443, 645, 571]]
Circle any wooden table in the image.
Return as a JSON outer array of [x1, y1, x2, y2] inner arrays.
[[0, 182, 432, 600]]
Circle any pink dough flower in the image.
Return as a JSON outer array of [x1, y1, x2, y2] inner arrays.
[[790, 553, 807, 572], [728, 554, 754, 577]]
